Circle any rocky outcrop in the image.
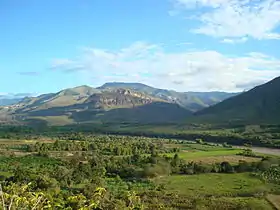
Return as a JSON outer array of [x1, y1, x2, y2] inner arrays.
[[85, 88, 154, 108]]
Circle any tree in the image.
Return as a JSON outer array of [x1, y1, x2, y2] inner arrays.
[[171, 154, 180, 173], [257, 160, 271, 171], [196, 139, 204, 144], [236, 161, 252, 173], [220, 162, 234, 173]]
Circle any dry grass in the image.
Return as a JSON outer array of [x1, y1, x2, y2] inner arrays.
[[189, 155, 261, 164], [267, 194, 280, 210], [29, 115, 74, 125], [0, 139, 54, 145]]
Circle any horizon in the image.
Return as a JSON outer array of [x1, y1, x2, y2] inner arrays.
[[1, 0, 280, 94]]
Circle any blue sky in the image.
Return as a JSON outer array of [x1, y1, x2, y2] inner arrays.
[[1, 0, 280, 95]]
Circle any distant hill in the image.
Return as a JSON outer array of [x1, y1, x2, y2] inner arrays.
[[0, 82, 239, 125], [0, 98, 22, 106], [0, 93, 35, 106], [195, 76, 280, 124], [4, 86, 189, 125]]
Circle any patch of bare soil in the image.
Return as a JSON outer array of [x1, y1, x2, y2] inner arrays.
[[190, 155, 261, 164], [267, 194, 280, 210]]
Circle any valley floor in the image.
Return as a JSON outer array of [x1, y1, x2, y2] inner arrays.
[[0, 128, 279, 209]]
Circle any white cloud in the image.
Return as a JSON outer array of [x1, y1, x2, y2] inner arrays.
[[175, 42, 193, 46], [221, 37, 248, 44], [51, 42, 280, 92], [50, 59, 85, 72], [171, 0, 280, 40], [0, 93, 9, 96]]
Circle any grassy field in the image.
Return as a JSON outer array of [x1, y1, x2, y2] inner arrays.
[[162, 142, 266, 163], [185, 155, 261, 164], [27, 115, 74, 126], [154, 173, 277, 209], [173, 149, 242, 158], [155, 173, 271, 197], [163, 144, 259, 162], [206, 197, 274, 210]]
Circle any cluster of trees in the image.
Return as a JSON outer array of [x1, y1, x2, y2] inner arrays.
[[0, 155, 145, 209], [237, 149, 259, 157], [26, 137, 175, 156], [260, 166, 280, 184], [2, 124, 280, 148], [177, 157, 280, 175]]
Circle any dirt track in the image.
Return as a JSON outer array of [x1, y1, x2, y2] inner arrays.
[[235, 146, 280, 156]]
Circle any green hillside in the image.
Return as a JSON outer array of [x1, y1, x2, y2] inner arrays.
[[194, 76, 280, 124]]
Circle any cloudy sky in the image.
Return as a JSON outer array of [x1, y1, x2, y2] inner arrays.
[[1, 0, 280, 94]]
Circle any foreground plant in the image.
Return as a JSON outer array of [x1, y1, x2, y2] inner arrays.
[[0, 183, 108, 210]]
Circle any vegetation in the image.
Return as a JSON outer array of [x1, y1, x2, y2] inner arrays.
[[195, 76, 280, 124], [0, 127, 279, 209]]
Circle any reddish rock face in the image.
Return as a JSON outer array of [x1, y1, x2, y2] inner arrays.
[[85, 88, 154, 108]]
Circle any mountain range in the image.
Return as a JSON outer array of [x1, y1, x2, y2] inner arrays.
[[0, 82, 238, 125], [2, 77, 280, 126], [0, 93, 34, 106]]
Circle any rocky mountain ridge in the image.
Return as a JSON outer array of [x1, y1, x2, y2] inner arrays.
[[0, 82, 239, 125]]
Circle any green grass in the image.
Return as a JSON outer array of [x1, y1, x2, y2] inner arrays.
[[0, 155, 64, 171], [186, 143, 234, 151], [155, 173, 272, 197], [201, 197, 273, 210], [164, 149, 242, 160], [105, 178, 156, 196], [27, 116, 73, 126], [164, 143, 232, 152], [0, 171, 13, 177]]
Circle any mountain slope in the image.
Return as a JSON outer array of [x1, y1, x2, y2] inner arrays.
[[1, 82, 240, 125], [13, 86, 101, 113], [195, 76, 280, 124], [99, 82, 239, 111], [71, 102, 191, 123], [7, 86, 191, 125]]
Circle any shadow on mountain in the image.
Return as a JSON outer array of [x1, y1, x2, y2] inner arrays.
[[192, 76, 280, 124], [25, 104, 87, 116], [71, 102, 192, 123]]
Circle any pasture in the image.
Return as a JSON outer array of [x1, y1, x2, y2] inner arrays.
[[163, 142, 263, 164], [155, 173, 270, 197], [155, 173, 276, 209]]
